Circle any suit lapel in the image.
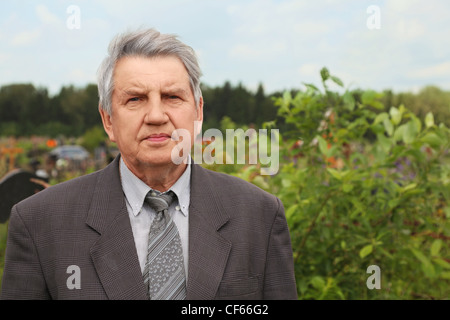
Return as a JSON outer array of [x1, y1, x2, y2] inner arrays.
[[85, 158, 231, 300], [186, 164, 231, 300], [86, 156, 147, 300]]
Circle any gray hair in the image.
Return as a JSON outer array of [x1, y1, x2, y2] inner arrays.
[[97, 28, 203, 115]]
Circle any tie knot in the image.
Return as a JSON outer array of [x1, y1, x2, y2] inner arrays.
[[145, 190, 176, 213]]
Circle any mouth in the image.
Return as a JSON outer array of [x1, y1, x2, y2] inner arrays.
[[145, 133, 172, 143]]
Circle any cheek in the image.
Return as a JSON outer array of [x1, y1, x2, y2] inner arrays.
[[112, 117, 140, 143]]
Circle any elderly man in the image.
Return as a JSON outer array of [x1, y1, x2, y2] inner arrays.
[[1, 28, 297, 300]]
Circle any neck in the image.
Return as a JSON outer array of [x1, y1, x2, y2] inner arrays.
[[123, 158, 187, 192]]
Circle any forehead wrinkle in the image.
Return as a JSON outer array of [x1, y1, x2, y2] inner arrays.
[[114, 79, 154, 98], [161, 76, 192, 97], [113, 64, 192, 98]]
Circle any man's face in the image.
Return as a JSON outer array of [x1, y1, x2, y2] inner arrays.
[[100, 55, 203, 171]]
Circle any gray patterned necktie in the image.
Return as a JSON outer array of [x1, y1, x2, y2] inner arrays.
[[143, 190, 186, 300]]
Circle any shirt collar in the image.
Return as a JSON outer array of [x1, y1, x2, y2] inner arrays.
[[119, 156, 191, 217]]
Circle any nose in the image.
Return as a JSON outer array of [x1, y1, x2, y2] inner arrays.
[[144, 96, 169, 125]]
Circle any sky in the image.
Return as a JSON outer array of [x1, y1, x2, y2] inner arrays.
[[1, 0, 450, 96]]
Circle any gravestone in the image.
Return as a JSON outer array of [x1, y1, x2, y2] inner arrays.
[[0, 169, 47, 223]]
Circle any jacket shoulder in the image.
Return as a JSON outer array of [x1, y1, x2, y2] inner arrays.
[[13, 169, 101, 220]]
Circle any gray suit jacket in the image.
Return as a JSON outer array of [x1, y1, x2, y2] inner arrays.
[[1, 156, 297, 300]]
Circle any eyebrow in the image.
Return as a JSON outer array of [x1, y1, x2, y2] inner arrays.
[[116, 80, 192, 99], [122, 88, 147, 96], [162, 87, 189, 96]]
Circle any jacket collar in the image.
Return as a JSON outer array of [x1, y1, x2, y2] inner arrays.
[[186, 163, 231, 299], [86, 156, 148, 299]]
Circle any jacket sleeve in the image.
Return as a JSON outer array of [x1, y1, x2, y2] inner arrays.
[[1, 205, 50, 300], [263, 197, 298, 300]]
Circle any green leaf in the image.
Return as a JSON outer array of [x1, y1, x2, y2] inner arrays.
[[316, 135, 329, 156], [330, 75, 344, 87], [420, 132, 443, 148], [374, 112, 389, 125], [393, 123, 406, 142], [283, 90, 292, 101], [422, 262, 436, 278], [281, 178, 292, 188], [310, 276, 325, 290], [383, 118, 394, 136], [403, 120, 418, 144], [430, 239, 442, 257], [410, 114, 422, 135], [343, 91, 355, 111], [296, 167, 309, 180], [388, 198, 400, 210], [425, 112, 435, 128], [362, 90, 384, 109], [411, 248, 428, 264], [342, 183, 354, 193], [252, 175, 270, 190], [286, 204, 299, 221], [359, 244, 373, 258], [433, 258, 450, 269], [262, 120, 276, 130], [302, 82, 320, 92], [320, 67, 330, 81], [411, 248, 436, 277], [389, 107, 402, 125], [376, 133, 392, 153], [445, 207, 450, 219], [327, 168, 342, 180], [379, 247, 394, 259], [362, 90, 376, 104], [399, 183, 417, 193]]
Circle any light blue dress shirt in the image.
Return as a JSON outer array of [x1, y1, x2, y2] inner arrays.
[[119, 157, 190, 277]]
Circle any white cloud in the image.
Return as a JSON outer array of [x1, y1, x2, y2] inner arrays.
[[229, 41, 287, 61], [293, 21, 331, 36], [408, 61, 450, 79], [36, 4, 61, 25], [298, 64, 322, 77], [11, 29, 41, 46], [68, 68, 96, 84], [0, 53, 11, 64], [393, 18, 426, 41]]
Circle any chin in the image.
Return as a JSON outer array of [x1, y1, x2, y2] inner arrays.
[[139, 154, 177, 167]]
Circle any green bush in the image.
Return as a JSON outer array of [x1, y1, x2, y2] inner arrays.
[[207, 68, 450, 299], [265, 68, 450, 299], [80, 125, 108, 153]]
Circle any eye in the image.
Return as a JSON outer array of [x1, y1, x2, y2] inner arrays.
[[127, 97, 140, 103]]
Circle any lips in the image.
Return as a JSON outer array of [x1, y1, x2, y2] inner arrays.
[[145, 133, 171, 142]]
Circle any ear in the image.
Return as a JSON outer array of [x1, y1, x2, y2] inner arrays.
[[193, 97, 204, 140], [196, 96, 204, 123], [99, 105, 116, 142]]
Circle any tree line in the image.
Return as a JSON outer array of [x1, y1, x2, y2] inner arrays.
[[0, 81, 449, 138]]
